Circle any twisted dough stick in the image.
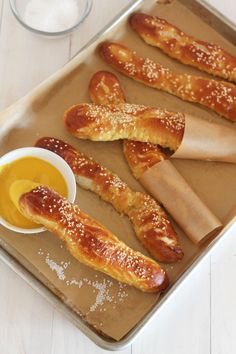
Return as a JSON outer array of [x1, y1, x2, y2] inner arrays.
[[130, 13, 236, 83], [99, 42, 236, 122], [15, 183, 169, 292], [36, 137, 183, 263], [88, 71, 166, 178], [64, 102, 185, 152]]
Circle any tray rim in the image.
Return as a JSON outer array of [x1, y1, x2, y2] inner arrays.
[[181, 0, 236, 37], [1, 0, 236, 350]]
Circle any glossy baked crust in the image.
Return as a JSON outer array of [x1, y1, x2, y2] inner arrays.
[[123, 140, 166, 178], [18, 185, 169, 292], [88, 70, 126, 105], [130, 13, 236, 83], [36, 137, 183, 263], [99, 41, 236, 122], [89, 71, 167, 178], [64, 102, 185, 151]]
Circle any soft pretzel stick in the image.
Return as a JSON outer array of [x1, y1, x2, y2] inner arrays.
[[99, 42, 236, 122], [64, 102, 185, 152], [130, 13, 236, 84], [64, 89, 236, 163], [88, 71, 166, 178], [36, 137, 183, 263], [89, 70, 127, 106], [88, 71, 222, 244], [13, 182, 169, 293]]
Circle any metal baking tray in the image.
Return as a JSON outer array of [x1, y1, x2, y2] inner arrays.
[[0, 0, 236, 350]]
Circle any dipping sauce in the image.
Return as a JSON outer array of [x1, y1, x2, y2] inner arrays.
[[0, 156, 68, 229]]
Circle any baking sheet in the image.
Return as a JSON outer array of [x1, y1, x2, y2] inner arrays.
[[0, 0, 236, 345]]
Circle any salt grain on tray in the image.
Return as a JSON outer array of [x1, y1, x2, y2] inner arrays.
[[37, 249, 128, 314]]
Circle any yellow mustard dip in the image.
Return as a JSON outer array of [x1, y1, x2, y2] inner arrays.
[[0, 156, 68, 229]]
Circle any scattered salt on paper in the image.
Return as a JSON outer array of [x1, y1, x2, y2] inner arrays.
[[24, 0, 80, 32], [45, 253, 68, 280], [38, 250, 129, 315], [89, 279, 113, 313]]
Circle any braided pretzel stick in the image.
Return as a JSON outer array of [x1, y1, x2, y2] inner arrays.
[[99, 42, 236, 122], [13, 182, 168, 292], [130, 13, 236, 84], [88, 71, 168, 178]]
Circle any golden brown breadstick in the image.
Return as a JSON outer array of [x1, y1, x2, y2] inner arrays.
[[130, 13, 236, 83], [36, 137, 183, 263], [123, 140, 166, 179], [64, 103, 185, 152], [15, 183, 169, 292], [88, 71, 167, 178], [99, 42, 236, 122], [88, 71, 126, 105]]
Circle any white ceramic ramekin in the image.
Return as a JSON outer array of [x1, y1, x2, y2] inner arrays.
[[0, 147, 76, 234]]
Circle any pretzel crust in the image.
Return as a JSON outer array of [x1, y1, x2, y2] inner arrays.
[[130, 13, 236, 83], [64, 103, 185, 152], [99, 42, 236, 122], [36, 137, 183, 263], [88, 71, 126, 105], [89, 71, 167, 178], [18, 185, 169, 292], [123, 140, 166, 179]]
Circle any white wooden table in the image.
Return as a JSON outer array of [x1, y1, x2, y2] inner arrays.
[[0, 1, 236, 353]]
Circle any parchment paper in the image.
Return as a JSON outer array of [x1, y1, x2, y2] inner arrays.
[[140, 159, 222, 244], [172, 115, 236, 162], [0, 0, 236, 342]]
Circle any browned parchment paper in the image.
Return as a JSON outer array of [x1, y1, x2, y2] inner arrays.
[[140, 160, 222, 244], [0, 0, 236, 342], [172, 115, 236, 162]]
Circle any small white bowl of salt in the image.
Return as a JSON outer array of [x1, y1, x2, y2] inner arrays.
[[10, 0, 92, 36]]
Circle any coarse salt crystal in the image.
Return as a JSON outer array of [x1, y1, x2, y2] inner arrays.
[[24, 0, 79, 33], [45, 256, 66, 280]]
